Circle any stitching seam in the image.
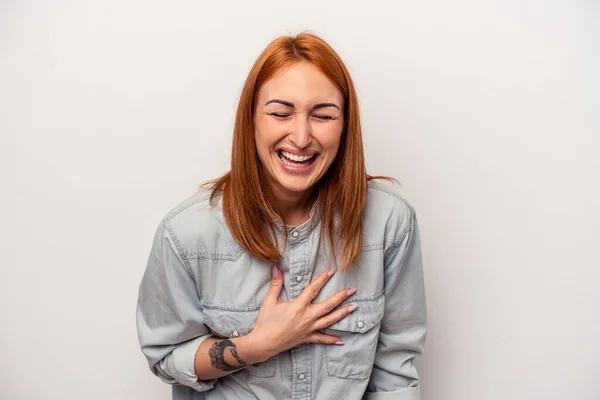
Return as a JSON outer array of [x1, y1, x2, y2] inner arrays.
[[163, 219, 195, 280]]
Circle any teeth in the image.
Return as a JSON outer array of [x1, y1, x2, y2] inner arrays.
[[281, 151, 314, 162], [280, 157, 305, 168]]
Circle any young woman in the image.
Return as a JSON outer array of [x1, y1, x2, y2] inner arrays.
[[137, 32, 427, 400]]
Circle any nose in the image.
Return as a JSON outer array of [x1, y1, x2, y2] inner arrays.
[[288, 115, 312, 149]]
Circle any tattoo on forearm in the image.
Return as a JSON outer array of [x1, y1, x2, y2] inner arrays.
[[209, 339, 248, 371]]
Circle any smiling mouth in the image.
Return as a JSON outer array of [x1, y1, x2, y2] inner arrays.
[[277, 150, 319, 167]]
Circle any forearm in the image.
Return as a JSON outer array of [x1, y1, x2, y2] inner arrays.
[[194, 333, 273, 380]]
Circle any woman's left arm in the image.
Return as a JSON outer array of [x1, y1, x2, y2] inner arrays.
[[365, 208, 427, 400]]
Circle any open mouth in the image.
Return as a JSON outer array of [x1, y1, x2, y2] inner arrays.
[[277, 150, 319, 168]]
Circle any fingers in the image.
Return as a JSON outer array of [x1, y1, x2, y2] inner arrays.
[[313, 303, 358, 331], [297, 269, 336, 304], [264, 266, 283, 305], [304, 332, 345, 346], [312, 287, 357, 317]]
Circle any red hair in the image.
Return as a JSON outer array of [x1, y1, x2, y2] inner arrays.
[[207, 32, 384, 271]]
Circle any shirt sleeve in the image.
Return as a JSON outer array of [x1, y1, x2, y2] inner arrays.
[[364, 209, 427, 400], [136, 219, 216, 392]]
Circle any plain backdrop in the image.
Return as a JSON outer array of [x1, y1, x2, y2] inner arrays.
[[2, 1, 599, 399]]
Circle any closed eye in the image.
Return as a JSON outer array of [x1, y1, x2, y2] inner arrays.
[[269, 112, 292, 119], [312, 114, 334, 120]]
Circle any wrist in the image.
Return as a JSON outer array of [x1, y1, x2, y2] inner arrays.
[[236, 331, 276, 364]]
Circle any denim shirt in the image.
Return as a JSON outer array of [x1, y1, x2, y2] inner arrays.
[[136, 180, 427, 400]]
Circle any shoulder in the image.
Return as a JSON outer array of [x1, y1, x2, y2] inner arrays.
[[163, 189, 221, 227], [158, 187, 240, 259], [365, 178, 416, 244], [162, 187, 220, 226]]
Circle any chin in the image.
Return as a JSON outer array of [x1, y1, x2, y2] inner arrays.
[[277, 178, 316, 193]]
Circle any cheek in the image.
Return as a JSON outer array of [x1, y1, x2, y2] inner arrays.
[[318, 127, 343, 155], [255, 118, 288, 149]]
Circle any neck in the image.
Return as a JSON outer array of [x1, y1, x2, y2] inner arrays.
[[269, 184, 316, 227]]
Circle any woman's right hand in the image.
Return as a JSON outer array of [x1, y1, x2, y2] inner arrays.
[[248, 266, 358, 361]]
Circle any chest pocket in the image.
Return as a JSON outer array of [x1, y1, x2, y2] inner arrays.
[[323, 293, 385, 380], [202, 306, 276, 378]]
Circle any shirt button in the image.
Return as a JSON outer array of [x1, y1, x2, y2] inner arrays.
[[357, 321, 365, 329], [231, 330, 239, 337], [298, 373, 306, 380], [292, 231, 299, 238], [296, 275, 303, 282]]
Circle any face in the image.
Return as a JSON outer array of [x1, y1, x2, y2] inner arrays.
[[254, 62, 344, 199]]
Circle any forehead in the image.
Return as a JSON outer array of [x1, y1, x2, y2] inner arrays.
[[257, 62, 343, 105]]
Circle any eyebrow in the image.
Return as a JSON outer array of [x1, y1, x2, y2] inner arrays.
[[264, 99, 340, 110]]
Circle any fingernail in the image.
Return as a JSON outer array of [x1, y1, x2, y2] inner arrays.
[[335, 340, 344, 345], [348, 304, 358, 312], [327, 269, 336, 277], [346, 288, 357, 297], [272, 266, 280, 279]]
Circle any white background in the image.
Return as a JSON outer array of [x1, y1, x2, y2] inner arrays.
[[2, 1, 599, 399]]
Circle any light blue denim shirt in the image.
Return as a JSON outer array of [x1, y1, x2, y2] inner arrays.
[[136, 180, 427, 400]]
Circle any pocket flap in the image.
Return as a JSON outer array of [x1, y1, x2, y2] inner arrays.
[[326, 293, 385, 333], [202, 306, 259, 338]]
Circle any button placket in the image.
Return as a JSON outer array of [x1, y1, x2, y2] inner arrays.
[[292, 345, 311, 399], [289, 228, 308, 298], [289, 229, 311, 399]]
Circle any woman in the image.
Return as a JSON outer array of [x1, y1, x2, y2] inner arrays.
[[137, 33, 427, 400]]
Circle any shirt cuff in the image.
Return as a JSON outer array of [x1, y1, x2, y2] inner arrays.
[[158, 334, 216, 392], [364, 386, 421, 400]]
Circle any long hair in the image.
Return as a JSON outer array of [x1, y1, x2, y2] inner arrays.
[[207, 32, 382, 271]]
